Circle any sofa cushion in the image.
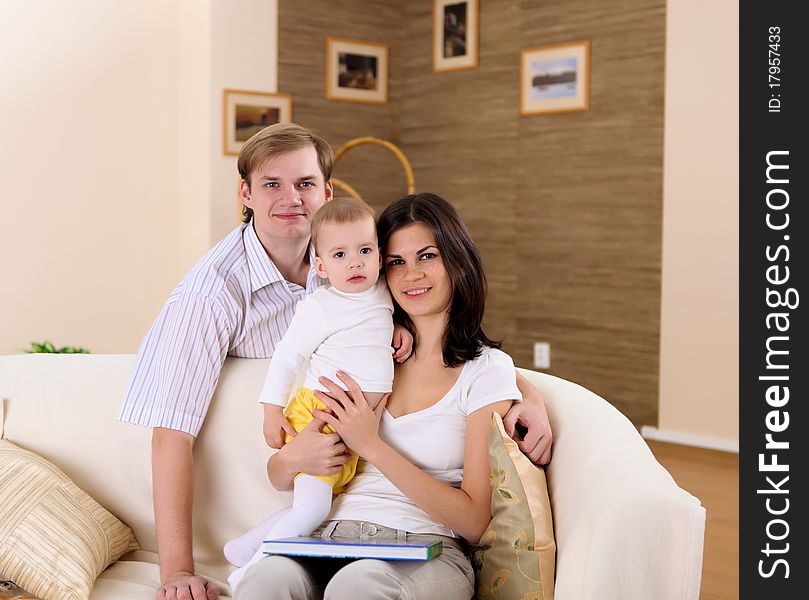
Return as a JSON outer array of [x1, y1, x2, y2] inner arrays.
[[0, 439, 139, 600], [471, 413, 556, 600]]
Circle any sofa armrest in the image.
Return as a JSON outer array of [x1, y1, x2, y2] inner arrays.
[[516, 368, 706, 600]]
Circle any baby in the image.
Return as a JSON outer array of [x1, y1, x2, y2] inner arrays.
[[224, 197, 395, 588]]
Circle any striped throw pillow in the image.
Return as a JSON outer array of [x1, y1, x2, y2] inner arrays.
[[0, 439, 139, 600]]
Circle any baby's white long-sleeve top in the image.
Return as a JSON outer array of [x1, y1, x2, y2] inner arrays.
[[259, 280, 395, 407]]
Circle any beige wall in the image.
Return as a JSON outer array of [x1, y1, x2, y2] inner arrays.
[[175, 0, 280, 271], [659, 0, 739, 445], [0, 0, 279, 356], [209, 0, 279, 249], [0, 0, 182, 355]]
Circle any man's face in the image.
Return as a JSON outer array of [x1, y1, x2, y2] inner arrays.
[[241, 145, 333, 246]]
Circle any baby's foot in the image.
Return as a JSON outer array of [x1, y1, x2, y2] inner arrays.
[[223, 534, 261, 567], [224, 508, 289, 566]]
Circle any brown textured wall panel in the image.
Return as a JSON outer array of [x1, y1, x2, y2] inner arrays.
[[278, 0, 665, 427], [512, 0, 665, 424], [278, 1, 405, 215]]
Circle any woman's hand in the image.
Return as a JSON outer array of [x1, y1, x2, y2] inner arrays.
[[313, 371, 389, 458]]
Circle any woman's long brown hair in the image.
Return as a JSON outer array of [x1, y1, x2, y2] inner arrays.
[[377, 193, 501, 368]]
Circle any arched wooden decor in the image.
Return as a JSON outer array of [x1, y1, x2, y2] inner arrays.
[[331, 136, 416, 202]]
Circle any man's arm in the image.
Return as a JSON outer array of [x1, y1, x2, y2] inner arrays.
[[502, 371, 554, 465], [152, 428, 219, 600]]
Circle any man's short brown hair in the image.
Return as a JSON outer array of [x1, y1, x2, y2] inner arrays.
[[238, 123, 333, 223], [310, 197, 377, 255]]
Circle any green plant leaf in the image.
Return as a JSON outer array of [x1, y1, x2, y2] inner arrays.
[[25, 341, 91, 354]]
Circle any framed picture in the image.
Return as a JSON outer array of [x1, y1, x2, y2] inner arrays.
[[433, 0, 478, 72], [520, 40, 590, 116], [223, 89, 292, 156], [325, 37, 388, 104]]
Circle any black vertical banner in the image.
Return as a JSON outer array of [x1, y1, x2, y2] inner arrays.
[[740, 2, 807, 598]]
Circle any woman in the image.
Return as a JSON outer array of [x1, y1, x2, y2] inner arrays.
[[236, 193, 525, 599]]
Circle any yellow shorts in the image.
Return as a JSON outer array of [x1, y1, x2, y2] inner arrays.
[[284, 387, 358, 494]]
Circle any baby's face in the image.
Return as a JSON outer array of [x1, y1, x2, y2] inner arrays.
[[314, 217, 381, 293]]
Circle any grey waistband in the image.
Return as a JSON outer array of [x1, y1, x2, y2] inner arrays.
[[315, 520, 408, 542]]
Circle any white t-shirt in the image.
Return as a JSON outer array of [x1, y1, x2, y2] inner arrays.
[[328, 346, 522, 537], [259, 280, 395, 407]]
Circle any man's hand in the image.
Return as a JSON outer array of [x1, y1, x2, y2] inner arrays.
[[503, 373, 553, 465], [157, 570, 219, 600], [392, 324, 414, 363], [262, 403, 297, 448], [268, 417, 351, 489]]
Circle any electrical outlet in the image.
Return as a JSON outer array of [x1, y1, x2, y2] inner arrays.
[[533, 342, 550, 369]]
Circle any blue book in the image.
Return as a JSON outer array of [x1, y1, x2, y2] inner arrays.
[[262, 536, 443, 561]]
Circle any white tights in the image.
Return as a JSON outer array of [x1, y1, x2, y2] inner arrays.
[[224, 476, 333, 591]]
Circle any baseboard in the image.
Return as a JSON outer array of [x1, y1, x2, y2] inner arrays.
[[640, 426, 738, 453]]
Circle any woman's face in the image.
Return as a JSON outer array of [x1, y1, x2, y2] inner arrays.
[[384, 223, 452, 319]]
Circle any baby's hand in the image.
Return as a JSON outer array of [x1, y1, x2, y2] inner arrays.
[[262, 404, 297, 449], [392, 324, 413, 363]]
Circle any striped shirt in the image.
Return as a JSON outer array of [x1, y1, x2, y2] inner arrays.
[[118, 221, 325, 436]]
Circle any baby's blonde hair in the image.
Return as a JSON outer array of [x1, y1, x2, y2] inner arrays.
[[311, 197, 377, 255]]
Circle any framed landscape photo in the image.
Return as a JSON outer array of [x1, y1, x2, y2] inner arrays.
[[326, 37, 389, 104], [223, 89, 292, 155], [520, 40, 590, 116], [433, 0, 478, 72]]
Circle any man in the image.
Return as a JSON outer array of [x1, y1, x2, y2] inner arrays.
[[120, 123, 553, 600]]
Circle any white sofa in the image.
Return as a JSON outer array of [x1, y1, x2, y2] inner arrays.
[[0, 354, 705, 599]]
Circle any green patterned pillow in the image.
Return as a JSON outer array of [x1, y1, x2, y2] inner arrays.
[[471, 413, 556, 600]]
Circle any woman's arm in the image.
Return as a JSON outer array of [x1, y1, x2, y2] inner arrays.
[[502, 371, 553, 464], [314, 372, 511, 544]]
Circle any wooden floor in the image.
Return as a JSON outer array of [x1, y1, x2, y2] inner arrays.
[[646, 440, 739, 600]]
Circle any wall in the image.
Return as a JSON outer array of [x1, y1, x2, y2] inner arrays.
[[173, 0, 282, 274], [0, 0, 182, 354], [176, 0, 214, 271], [401, 0, 667, 428], [210, 0, 279, 247], [276, 0, 404, 216], [0, 0, 280, 355], [278, 0, 666, 427], [657, 0, 739, 447]]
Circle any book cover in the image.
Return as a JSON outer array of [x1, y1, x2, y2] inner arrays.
[[262, 536, 443, 561]]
